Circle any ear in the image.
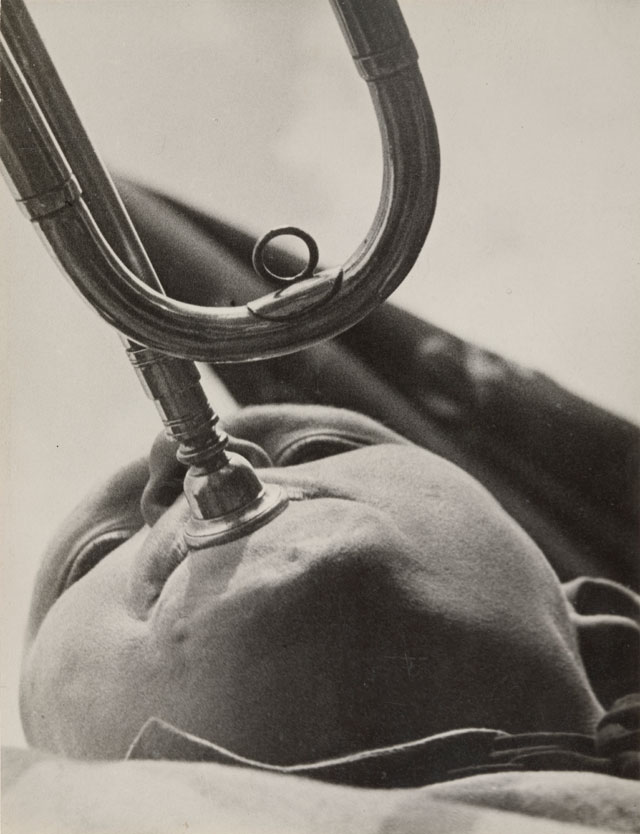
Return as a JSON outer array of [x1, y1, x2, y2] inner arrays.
[[563, 577, 639, 709]]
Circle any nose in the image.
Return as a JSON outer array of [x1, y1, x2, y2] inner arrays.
[[140, 431, 274, 527], [140, 433, 187, 527]]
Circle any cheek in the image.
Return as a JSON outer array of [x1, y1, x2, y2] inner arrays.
[[20, 555, 156, 759]]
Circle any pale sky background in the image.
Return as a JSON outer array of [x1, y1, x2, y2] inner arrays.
[[1, 0, 639, 748]]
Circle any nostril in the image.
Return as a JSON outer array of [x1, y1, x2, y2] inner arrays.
[[141, 432, 188, 526], [225, 435, 273, 468], [140, 476, 184, 527], [155, 482, 183, 506]]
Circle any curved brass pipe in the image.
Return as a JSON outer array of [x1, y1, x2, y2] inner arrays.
[[1, 0, 439, 364], [1, 0, 161, 293], [0, 0, 439, 546]]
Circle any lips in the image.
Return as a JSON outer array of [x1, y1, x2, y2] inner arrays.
[[126, 470, 348, 617]]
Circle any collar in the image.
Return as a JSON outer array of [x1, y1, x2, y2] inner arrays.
[[126, 695, 640, 788]]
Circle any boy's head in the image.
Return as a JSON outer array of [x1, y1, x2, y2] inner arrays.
[[20, 407, 602, 763]]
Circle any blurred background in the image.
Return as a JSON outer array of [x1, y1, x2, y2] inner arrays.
[[2, 0, 639, 748]]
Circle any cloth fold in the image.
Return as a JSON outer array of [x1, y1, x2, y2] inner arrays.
[[127, 695, 640, 789]]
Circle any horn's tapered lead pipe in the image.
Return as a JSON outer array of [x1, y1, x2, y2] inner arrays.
[[127, 347, 288, 546]]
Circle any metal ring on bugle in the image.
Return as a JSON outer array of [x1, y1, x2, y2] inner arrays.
[[1, 0, 439, 364], [252, 227, 320, 286]]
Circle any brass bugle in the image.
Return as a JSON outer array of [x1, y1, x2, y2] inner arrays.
[[1, 0, 439, 363], [0, 0, 440, 545]]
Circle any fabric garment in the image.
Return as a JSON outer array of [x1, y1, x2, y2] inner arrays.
[[7, 746, 638, 834], [127, 697, 639, 787]]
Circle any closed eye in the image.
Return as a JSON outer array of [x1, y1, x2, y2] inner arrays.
[[58, 530, 134, 595]]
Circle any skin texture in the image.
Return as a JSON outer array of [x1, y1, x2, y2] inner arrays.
[[20, 410, 603, 763]]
